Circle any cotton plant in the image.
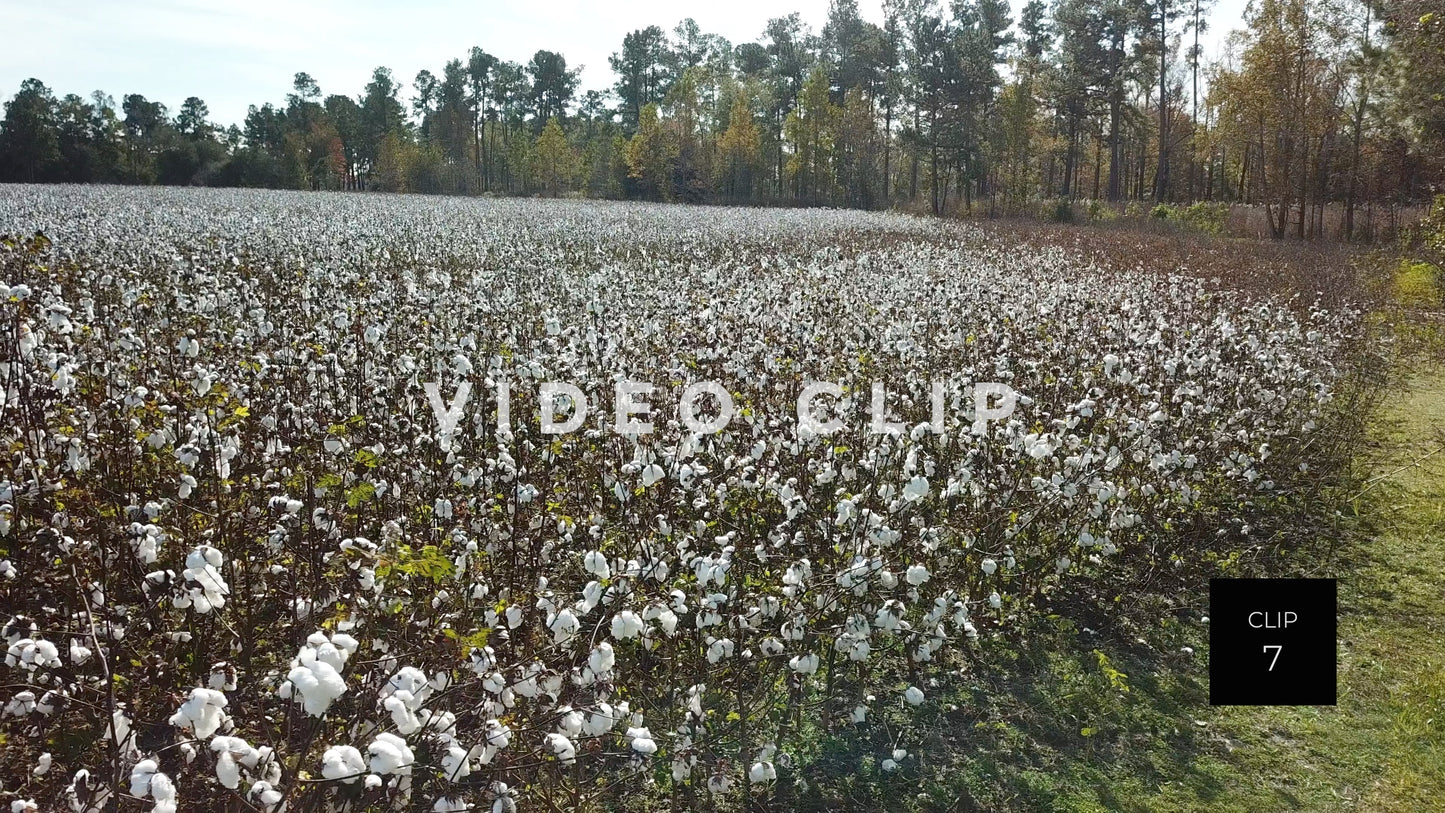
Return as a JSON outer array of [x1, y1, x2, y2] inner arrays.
[[0, 186, 1367, 811]]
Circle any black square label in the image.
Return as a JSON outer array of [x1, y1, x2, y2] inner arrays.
[[1209, 578, 1337, 705]]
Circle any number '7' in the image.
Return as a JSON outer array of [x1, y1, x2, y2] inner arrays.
[[1263, 645, 1283, 671]]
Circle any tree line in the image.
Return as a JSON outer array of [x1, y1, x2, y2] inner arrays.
[[0, 0, 1440, 239]]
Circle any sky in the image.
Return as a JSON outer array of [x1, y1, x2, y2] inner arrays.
[[2, 0, 1250, 128]]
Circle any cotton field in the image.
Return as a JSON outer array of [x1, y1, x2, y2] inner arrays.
[[0, 186, 1359, 811]]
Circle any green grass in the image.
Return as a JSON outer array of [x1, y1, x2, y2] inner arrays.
[[799, 371, 1445, 813], [1072, 371, 1445, 812], [1394, 260, 1442, 308]]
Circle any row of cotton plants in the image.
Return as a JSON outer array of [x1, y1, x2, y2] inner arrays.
[[0, 186, 1359, 812]]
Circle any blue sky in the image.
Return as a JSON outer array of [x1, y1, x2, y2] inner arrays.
[[2, 0, 1250, 128]]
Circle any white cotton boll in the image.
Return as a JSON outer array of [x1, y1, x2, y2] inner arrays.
[[168, 687, 229, 738], [707, 773, 732, 794], [981, 557, 998, 576], [557, 706, 584, 737], [583, 703, 617, 737], [148, 772, 177, 813], [32, 752, 51, 776], [330, 633, 359, 657], [364, 774, 383, 789], [484, 719, 513, 750], [544, 732, 576, 763], [989, 591, 1003, 609], [904, 686, 925, 705], [384, 694, 422, 734], [434, 797, 469, 813], [902, 475, 929, 502], [70, 639, 92, 665], [249, 780, 284, 809], [581, 580, 604, 610], [788, 653, 819, 674], [641, 464, 665, 487], [850, 704, 868, 723], [611, 610, 644, 640], [656, 608, 678, 635], [549, 609, 580, 643], [177, 545, 229, 614], [706, 637, 734, 664], [627, 726, 658, 755], [34, 638, 61, 667], [442, 745, 471, 781], [321, 745, 366, 783], [368, 732, 415, 775], [881, 758, 900, 772], [34, 689, 59, 716], [582, 550, 612, 581], [905, 564, 930, 586], [10, 801, 37, 813], [129, 759, 157, 797], [215, 751, 240, 789], [588, 642, 616, 674]]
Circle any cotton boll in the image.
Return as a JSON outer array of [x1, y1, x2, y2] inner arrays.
[[32, 752, 51, 776], [788, 653, 819, 674], [215, 751, 240, 789], [168, 687, 229, 738], [367, 732, 415, 776], [280, 632, 351, 715], [384, 693, 422, 734], [706, 637, 734, 664], [587, 642, 615, 674], [582, 550, 610, 579], [149, 772, 177, 813], [610, 610, 644, 640], [904, 686, 925, 705], [176, 545, 229, 614], [441, 745, 471, 781], [544, 732, 576, 763], [248, 781, 284, 809], [629, 730, 658, 755], [556, 706, 584, 737], [549, 608, 580, 643], [905, 564, 930, 586], [322, 745, 366, 783], [129, 759, 157, 797], [902, 475, 929, 502], [707, 773, 732, 794]]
